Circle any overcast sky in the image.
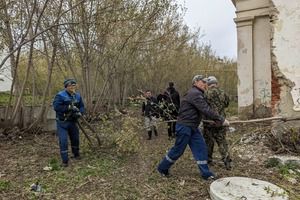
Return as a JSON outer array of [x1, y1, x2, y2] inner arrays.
[[176, 0, 237, 59]]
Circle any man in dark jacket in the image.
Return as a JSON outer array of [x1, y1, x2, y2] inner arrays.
[[53, 79, 85, 167], [142, 90, 159, 140], [165, 82, 180, 139], [157, 75, 229, 180], [157, 82, 180, 139]]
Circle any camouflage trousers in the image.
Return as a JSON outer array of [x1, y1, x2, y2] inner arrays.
[[144, 116, 158, 132], [203, 126, 230, 162]]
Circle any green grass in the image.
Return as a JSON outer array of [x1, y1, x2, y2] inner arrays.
[[0, 180, 11, 192], [111, 183, 141, 200], [0, 92, 50, 106], [226, 101, 238, 116], [278, 163, 300, 176], [48, 157, 61, 171], [265, 157, 281, 168], [264, 157, 300, 178], [85, 155, 121, 176], [0, 92, 11, 106], [32, 153, 124, 195]]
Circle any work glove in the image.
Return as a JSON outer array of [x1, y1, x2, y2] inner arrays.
[[68, 104, 79, 112], [222, 119, 230, 126], [72, 106, 80, 112], [205, 119, 222, 127], [73, 112, 82, 119]]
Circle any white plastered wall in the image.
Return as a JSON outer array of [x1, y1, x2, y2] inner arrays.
[[272, 0, 300, 114], [0, 52, 12, 92]]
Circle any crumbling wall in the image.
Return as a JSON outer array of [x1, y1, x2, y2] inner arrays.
[[271, 0, 300, 117], [271, 67, 281, 113]]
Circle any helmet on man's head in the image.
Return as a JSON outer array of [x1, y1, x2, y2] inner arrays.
[[207, 76, 218, 86]]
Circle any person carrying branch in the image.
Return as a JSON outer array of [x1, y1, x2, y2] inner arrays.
[[203, 76, 231, 170], [53, 79, 85, 167], [157, 75, 230, 180], [157, 82, 180, 139], [164, 82, 180, 139]]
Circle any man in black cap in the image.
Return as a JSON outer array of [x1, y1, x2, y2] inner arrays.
[[53, 79, 85, 167], [157, 75, 229, 180], [160, 82, 180, 139]]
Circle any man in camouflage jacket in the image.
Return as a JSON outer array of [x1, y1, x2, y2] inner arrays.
[[203, 76, 232, 170]]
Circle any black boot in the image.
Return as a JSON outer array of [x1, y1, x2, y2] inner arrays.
[[224, 157, 232, 170], [154, 128, 158, 136], [147, 131, 152, 140], [171, 122, 176, 138], [171, 131, 176, 138], [71, 154, 81, 160], [208, 159, 214, 166]]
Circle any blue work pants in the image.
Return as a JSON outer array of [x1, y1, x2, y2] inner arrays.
[[56, 120, 80, 163], [157, 123, 214, 179]]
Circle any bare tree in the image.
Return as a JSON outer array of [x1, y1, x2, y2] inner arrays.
[[0, 0, 237, 130]]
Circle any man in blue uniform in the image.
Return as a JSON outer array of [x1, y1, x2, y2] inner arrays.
[[157, 75, 229, 180], [53, 79, 85, 167]]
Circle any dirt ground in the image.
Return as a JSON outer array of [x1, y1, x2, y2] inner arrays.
[[0, 114, 299, 199]]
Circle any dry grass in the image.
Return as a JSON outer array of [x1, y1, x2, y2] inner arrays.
[[0, 112, 299, 200]]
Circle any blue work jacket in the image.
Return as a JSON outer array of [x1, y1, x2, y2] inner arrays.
[[53, 90, 85, 121]]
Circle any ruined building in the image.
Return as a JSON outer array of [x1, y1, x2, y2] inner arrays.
[[232, 0, 300, 118]]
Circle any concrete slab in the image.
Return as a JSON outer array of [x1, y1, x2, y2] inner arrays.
[[210, 177, 288, 200], [269, 155, 300, 167]]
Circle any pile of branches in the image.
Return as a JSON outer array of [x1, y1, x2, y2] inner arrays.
[[266, 121, 300, 154], [0, 124, 44, 142], [229, 117, 300, 154]]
